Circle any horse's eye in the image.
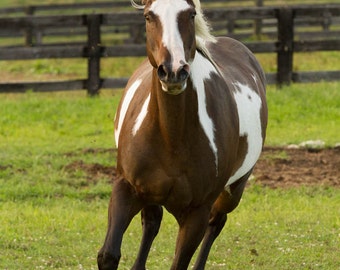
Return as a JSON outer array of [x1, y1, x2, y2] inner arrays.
[[144, 12, 153, 22], [191, 11, 196, 19]]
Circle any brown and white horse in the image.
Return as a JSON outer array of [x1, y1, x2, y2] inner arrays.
[[98, 0, 267, 269]]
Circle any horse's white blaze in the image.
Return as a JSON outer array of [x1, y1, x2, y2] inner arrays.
[[115, 79, 141, 147], [150, 0, 191, 72], [191, 52, 219, 173], [132, 93, 151, 136], [226, 82, 263, 186]]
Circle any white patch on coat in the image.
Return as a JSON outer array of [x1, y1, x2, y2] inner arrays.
[[115, 79, 141, 147], [190, 52, 219, 174], [132, 93, 151, 136], [226, 82, 263, 186], [150, 0, 191, 72]]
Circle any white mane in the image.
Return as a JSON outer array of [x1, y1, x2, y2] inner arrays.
[[192, 0, 217, 62], [192, 0, 216, 42]]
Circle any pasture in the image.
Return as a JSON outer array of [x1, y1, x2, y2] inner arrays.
[[0, 0, 339, 269], [1, 82, 339, 269]]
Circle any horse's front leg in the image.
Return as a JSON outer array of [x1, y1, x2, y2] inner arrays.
[[170, 205, 210, 270], [132, 205, 163, 270], [97, 177, 143, 270]]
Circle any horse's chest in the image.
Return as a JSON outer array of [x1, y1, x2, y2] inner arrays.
[[119, 141, 217, 206]]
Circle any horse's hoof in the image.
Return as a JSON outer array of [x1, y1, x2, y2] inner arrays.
[[97, 252, 119, 270]]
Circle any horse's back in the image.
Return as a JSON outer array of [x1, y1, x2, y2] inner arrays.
[[208, 37, 266, 95]]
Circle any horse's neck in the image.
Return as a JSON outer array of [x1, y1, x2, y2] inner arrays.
[[150, 70, 188, 150]]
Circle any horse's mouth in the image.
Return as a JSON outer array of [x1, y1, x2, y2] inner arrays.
[[160, 81, 187, 95]]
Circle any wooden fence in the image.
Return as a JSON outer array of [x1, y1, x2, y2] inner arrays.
[[0, 3, 339, 95], [0, 0, 264, 17], [0, 1, 337, 44], [0, 0, 266, 46]]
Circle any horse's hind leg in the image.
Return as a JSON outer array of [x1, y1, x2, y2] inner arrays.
[[170, 205, 211, 270], [132, 205, 163, 270], [193, 209, 227, 270], [193, 171, 251, 270], [97, 177, 143, 270]]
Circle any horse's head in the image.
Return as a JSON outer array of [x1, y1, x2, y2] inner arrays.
[[140, 0, 197, 95]]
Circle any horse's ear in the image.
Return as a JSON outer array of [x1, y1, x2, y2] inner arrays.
[[131, 0, 145, 9]]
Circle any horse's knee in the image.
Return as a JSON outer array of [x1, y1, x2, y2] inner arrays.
[[141, 205, 163, 234], [97, 250, 120, 270]]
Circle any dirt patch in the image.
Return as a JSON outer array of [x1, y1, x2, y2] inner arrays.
[[64, 160, 116, 185], [64, 147, 340, 189], [253, 146, 340, 188]]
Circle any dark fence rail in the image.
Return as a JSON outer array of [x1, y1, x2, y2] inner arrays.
[[1, 2, 339, 44], [0, 4, 339, 94], [1, 0, 339, 16], [0, 0, 264, 16]]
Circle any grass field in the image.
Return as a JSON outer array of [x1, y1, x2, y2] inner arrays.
[[0, 83, 339, 269]]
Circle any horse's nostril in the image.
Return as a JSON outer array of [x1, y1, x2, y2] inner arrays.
[[157, 64, 168, 81], [177, 66, 189, 82], [158, 63, 189, 84]]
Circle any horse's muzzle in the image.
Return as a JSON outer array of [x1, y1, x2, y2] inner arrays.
[[157, 63, 189, 95]]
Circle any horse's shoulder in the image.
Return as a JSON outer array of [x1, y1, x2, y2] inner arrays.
[[126, 59, 153, 89]]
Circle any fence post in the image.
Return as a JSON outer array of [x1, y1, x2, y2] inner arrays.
[[277, 7, 294, 87], [86, 14, 102, 96], [24, 6, 34, 46], [227, 11, 236, 35], [254, 0, 263, 38]]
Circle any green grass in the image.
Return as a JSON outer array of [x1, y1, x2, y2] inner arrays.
[[0, 81, 338, 149], [1, 183, 339, 269], [0, 85, 339, 269], [1, 199, 106, 269], [1, 51, 339, 83], [266, 82, 340, 146], [0, 91, 118, 148]]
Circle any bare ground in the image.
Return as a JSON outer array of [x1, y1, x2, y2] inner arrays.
[[64, 147, 340, 189], [253, 146, 340, 188]]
